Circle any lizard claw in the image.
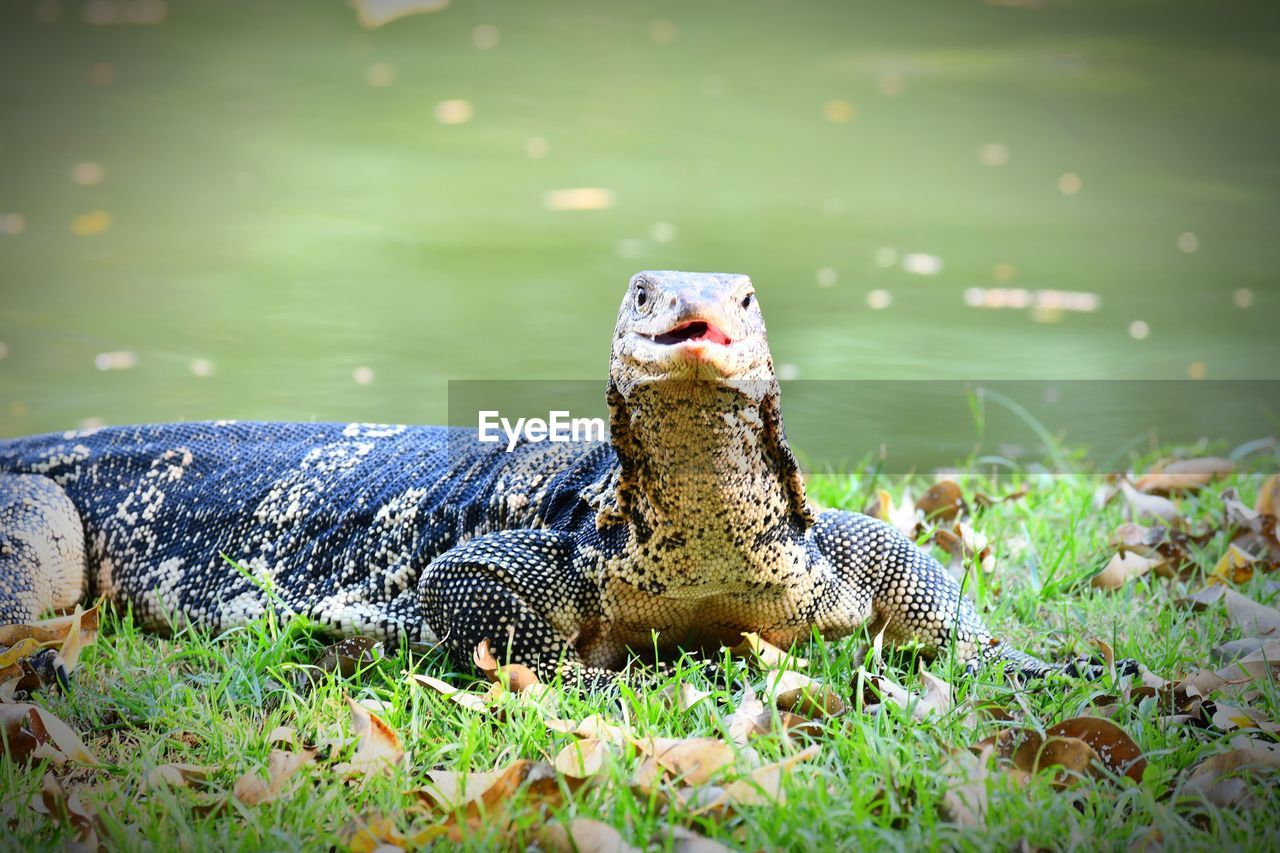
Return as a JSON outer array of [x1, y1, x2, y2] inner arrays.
[[27, 649, 71, 692]]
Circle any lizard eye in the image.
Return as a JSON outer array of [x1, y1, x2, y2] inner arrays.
[[634, 285, 650, 313], [741, 293, 754, 309]]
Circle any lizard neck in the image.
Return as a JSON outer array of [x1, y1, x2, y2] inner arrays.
[[612, 380, 807, 568]]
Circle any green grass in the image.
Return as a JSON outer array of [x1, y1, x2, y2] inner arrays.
[[3, 458, 1278, 851]]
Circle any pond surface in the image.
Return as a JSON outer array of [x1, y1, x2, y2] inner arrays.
[[1, 0, 1277, 448]]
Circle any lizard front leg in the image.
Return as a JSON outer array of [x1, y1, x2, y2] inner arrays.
[[813, 510, 1120, 678], [415, 529, 618, 689]]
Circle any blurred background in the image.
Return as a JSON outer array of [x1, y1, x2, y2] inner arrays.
[[0, 0, 1277, 441]]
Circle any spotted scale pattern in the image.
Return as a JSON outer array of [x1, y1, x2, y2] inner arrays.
[[0, 271, 1105, 688]]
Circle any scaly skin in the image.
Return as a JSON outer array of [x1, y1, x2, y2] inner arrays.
[[0, 272, 1110, 688]]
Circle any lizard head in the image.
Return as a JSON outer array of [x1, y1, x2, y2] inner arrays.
[[609, 271, 775, 393]]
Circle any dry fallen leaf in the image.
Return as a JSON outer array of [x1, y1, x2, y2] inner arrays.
[[660, 681, 712, 712], [726, 683, 769, 745], [1091, 551, 1162, 590], [334, 696, 404, 776], [1223, 589, 1280, 638], [1174, 584, 1226, 611], [234, 748, 315, 805], [552, 737, 612, 779], [764, 670, 844, 717], [726, 632, 808, 670], [1211, 544, 1260, 586], [916, 480, 967, 522], [29, 770, 99, 851], [1119, 480, 1180, 525], [917, 663, 955, 717], [538, 818, 640, 853], [1182, 736, 1280, 808], [16, 704, 99, 765], [633, 737, 738, 786], [1258, 474, 1280, 518], [940, 744, 992, 827], [145, 763, 213, 791], [869, 489, 921, 537], [473, 639, 542, 693], [1135, 457, 1234, 495], [408, 672, 493, 713], [693, 744, 821, 814]]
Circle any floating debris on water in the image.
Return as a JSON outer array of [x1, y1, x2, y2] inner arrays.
[[1128, 320, 1150, 340], [71, 210, 112, 236], [87, 62, 115, 86], [70, 162, 106, 186], [978, 143, 1010, 166], [471, 24, 499, 50], [365, 62, 395, 87], [435, 99, 473, 124], [866, 289, 892, 310], [95, 351, 138, 371], [352, 0, 450, 30], [901, 253, 943, 276], [963, 288, 1100, 313], [189, 358, 215, 378], [1233, 288, 1254, 308], [823, 99, 854, 124], [543, 188, 614, 211], [649, 19, 677, 44], [353, 366, 375, 385], [650, 222, 676, 243]]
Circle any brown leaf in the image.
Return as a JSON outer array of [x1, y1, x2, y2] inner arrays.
[[552, 737, 611, 779], [408, 672, 492, 713], [666, 826, 738, 853], [1258, 474, 1280, 518], [19, 705, 99, 765], [313, 636, 383, 680], [334, 696, 404, 776], [973, 488, 1028, 509], [940, 745, 991, 827], [30, 771, 98, 851], [1223, 589, 1280, 637], [868, 489, 921, 537], [1135, 458, 1234, 495], [0, 603, 101, 652], [473, 639, 542, 693], [1013, 734, 1099, 783], [1119, 480, 1180, 525], [916, 480, 967, 522], [634, 737, 738, 786], [1046, 717, 1146, 782], [1091, 552, 1161, 591], [1173, 584, 1226, 611], [764, 670, 844, 717], [234, 748, 315, 805], [1211, 544, 1260, 586], [725, 632, 808, 670], [538, 818, 640, 853], [0, 705, 38, 763], [660, 681, 712, 712], [1183, 737, 1280, 808], [146, 763, 213, 791], [726, 683, 769, 745], [917, 663, 954, 717], [693, 744, 821, 814]]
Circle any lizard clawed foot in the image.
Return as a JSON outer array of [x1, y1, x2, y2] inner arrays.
[[20, 648, 71, 695]]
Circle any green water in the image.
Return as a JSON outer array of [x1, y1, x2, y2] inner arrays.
[[1, 0, 1277, 439]]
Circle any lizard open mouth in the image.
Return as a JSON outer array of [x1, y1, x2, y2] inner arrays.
[[649, 320, 733, 347]]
